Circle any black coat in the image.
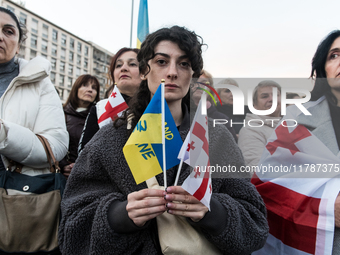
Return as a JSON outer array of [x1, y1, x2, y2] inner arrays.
[[60, 103, 90, 170]]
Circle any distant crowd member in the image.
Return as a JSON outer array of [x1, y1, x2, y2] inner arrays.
[[238, 80, 282, 166], [59, 75, 100, 178], [78, 48, 140, 153], [191, 70, 237, 141], [59, 25, 268, 255], [216, 78, 250, 134]]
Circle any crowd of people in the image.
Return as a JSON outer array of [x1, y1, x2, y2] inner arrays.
[[1, 5, 340, 255]]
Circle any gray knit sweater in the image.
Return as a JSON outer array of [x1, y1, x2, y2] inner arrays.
[[59, 114, 269, 255]]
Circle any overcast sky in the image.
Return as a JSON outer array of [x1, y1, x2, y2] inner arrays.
[[21, 0, 340, 90]]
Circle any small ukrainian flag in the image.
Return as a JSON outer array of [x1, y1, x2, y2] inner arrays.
[[123, 84, 182, 184], [137, 0, 149, 49]]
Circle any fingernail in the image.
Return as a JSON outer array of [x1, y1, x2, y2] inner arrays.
[[164, 195, 166, 200], [165, 187, 168, 192], [167, 209, 170, 213], [166, 203, 168, 208]]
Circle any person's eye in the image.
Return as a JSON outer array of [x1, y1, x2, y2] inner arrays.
[[180, 61, 191, 68], [330, 53, 339, 60], [116, 63, 122, 68], [156, 59, 167, 65], [4, 29, 14, 35], [130, 62, 138, 67]]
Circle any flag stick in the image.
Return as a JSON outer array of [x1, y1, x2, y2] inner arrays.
[[129, 0, 134, 48], [174, 158, 184, 186], [161, 79, 167, 189]]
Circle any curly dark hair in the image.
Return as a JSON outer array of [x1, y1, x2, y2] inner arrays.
[[115, 26, 204, 133], [310, 30, 340, 103]]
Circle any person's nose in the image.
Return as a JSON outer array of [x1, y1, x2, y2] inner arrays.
[[121, 62, 129, 72], [167, 61, 178, 80]]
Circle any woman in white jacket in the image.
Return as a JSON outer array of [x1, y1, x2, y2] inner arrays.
[[0, 7, 68, 176]]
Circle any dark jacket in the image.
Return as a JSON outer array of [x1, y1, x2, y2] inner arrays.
[[78, 94, 131, 153], [216, 104, 250, 134], [60, 103, 90, 171], [59, 109, 268, 255], [207, 105, 237, 142]]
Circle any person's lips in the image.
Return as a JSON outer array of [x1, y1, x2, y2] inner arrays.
[[165, 83, 179, 89], [120, 75, 129, 79]]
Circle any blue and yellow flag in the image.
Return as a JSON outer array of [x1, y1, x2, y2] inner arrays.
[[123, 85, 183, 184], [137, 0, 149, 49]]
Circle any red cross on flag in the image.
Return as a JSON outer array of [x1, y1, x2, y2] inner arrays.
[[252, 97, 340, 255], [97, 86, 128, 128], [178, 97, 212, 210]]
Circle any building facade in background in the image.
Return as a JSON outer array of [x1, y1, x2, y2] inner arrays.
[[0, 0, 113, 101]]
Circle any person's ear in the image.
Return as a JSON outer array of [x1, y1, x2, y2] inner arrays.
[[141, 74, 147, 80]]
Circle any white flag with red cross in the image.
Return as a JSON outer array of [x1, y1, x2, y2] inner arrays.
[[252, 97, 340, 255], [179, 98, 212, 210], [97, 86, 128, 128]]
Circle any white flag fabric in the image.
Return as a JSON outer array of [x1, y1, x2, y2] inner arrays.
[[252, 97, 340, 255], [179, 99, 212, 210], [97, 86, 128, 128]]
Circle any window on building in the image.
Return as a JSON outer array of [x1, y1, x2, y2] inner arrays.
[[60, 61, 65, 72], [51, 44, 57, 56], [19, 13, 27, 25], [70, 38, 74, 50], [68, 65, 73, 76], [59, 88, 64, 100], [77, 42, 82, 53], [67, 77, 73, 88], [61, 34, 67, 46], [69, 51, 74, 62], [51, 58, 57, 70], [52, 29, 58, 42], [85, 46, 89, 56], [31, 18, 38, 34], [42, 24, 48, 38], [77, 55, 81, 66], [50, 72, 56, 84], [59, 75, 65, 87], [30, 34, 37, 49], [76, 67, 81, 77], [84, 58, 88, 69], [7, 6, 14, 12], [60, 48, 66, 60], [41, 39, 48, 53], [30, 49, 37, 59], [18, 46, 25, 59], [41, 54, 47, 59]]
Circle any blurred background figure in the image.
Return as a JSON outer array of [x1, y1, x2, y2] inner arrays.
[[78, 47, 141, 153], [216, 78, 250, 135], [238, 80, 282, 166], [191, 70, 237, 141], [60, 74, 100, 178]]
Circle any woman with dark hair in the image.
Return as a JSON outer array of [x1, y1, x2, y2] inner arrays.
[[0, 7, 68, 174], [59, 74, 99, 177], [253, 30, 340, 255], [59, 26, 268, 254], [310, 30, 340, 254], [0, 7, 68, 253], [77, 47, 140, 153]]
